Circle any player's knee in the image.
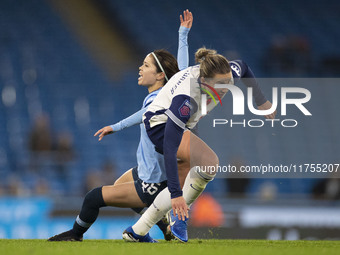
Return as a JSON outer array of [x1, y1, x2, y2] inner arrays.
[[202, 151, 219, 175], [212, 152, 219, 167], [84, 187, 106, 208]]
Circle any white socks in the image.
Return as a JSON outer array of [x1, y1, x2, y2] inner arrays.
[[182, 166, 215, 205], [132, 166, 215, 235], [132, 188, 171, 235]]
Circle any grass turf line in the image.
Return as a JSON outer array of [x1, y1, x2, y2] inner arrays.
[[0, 239, 340, 255]]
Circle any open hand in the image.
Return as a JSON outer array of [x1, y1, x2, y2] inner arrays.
[[94, 126, 114, 141], [171, 196, 189, 221], [180, 9, 193, 29]]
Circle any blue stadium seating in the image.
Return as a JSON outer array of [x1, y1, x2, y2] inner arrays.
[[0, 0, 339, 197]]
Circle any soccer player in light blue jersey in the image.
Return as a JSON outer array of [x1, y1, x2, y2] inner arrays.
[[48, 10, 193, 242]]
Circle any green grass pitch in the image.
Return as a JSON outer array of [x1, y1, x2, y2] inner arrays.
[[1, 239, 340, 255]]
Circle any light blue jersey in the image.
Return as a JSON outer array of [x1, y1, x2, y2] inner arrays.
[[136, 89, 166, 182], [110, 89, 166, 183]]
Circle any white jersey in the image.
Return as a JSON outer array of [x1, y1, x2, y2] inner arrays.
[[144, 65, 228, 130]]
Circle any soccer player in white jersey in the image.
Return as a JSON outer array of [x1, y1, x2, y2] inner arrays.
[[48, 10, 193, 242], [123, 48, 276, 242]]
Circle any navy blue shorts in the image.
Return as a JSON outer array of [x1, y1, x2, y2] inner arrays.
[[132, 167, 167, 207]]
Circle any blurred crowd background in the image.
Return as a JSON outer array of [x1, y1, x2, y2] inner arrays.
[[0, 0, 340, 240]]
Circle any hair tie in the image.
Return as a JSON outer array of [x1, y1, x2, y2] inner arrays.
[[201, 56, 205, 61]]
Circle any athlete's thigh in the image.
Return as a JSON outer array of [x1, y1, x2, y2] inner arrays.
[[176, 131, 195, 187], [113, 168, 134, 186], [102, 182, 146, 208], [177, 159, 190, 188], [177, 130, 218, 167], [176, 130, 191, 163]]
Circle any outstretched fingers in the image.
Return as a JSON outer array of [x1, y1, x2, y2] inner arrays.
[[180, 9, 193, 29], [94, 128, 103, 137], [171, 196, 189, 221]]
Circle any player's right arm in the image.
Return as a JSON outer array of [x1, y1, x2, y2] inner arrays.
[[94, 108, 146, 141]]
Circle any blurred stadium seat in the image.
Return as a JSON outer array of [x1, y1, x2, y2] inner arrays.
[[0, 0, 340, 197]]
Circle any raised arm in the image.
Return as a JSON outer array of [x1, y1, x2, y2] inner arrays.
[[177, 10, 193, 71], [95, 11, 193, 142]]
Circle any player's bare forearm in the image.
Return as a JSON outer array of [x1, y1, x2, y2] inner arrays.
[[258, 100, 277, 119]]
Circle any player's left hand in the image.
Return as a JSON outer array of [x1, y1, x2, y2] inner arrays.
[[180, 9, 193, 29], [258, 100, 277, 119], [171, 196, 189, 221]]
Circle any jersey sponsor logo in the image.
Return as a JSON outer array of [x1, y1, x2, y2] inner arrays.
[[170, 71, 189, 95], [230, 63, 241, 77], [179, 99, 192, 117]]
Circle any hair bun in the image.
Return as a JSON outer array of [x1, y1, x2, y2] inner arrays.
[[195, 47, 217, 63], [194, 47, 230, 78]]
